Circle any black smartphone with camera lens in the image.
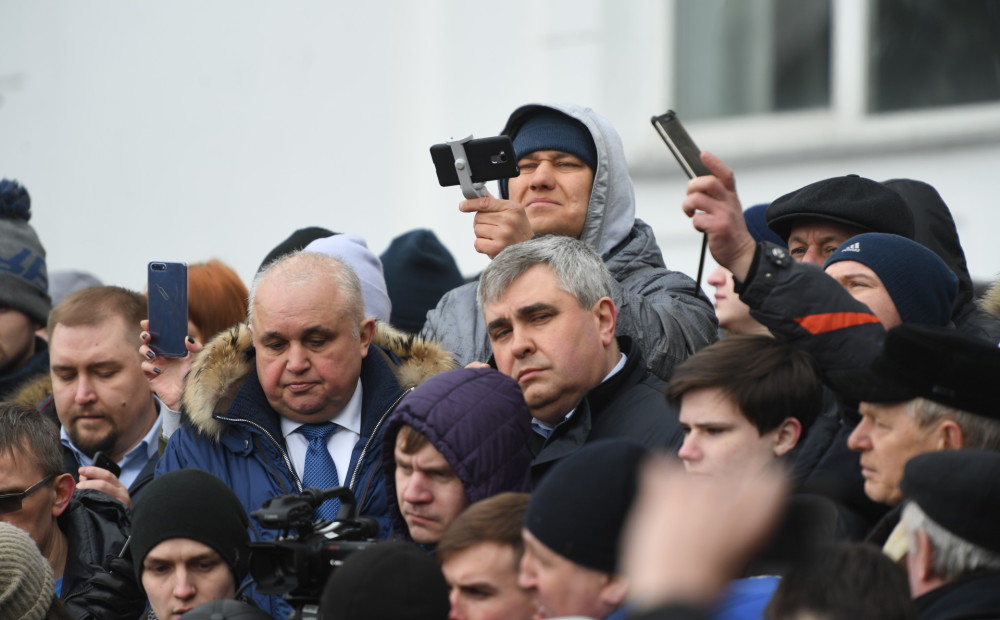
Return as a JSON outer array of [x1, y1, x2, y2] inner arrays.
[[430, 135, 520, 186]]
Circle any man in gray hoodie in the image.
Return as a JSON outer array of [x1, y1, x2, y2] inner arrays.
[[422, 103, 717, 382]]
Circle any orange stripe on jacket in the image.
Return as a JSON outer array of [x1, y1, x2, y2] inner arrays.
[[794, 312, 881, 335]]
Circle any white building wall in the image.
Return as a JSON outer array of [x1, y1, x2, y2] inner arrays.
[[1, 0, 997, 295]]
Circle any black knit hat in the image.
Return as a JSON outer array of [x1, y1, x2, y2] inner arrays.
[[901, 450, 1000, 554], [524, 439, 648, 574], [320, 541, 449, 619], [766, 174, 915, 242], [380, 229, 465, 334], [131, 469, 251, 588], [831, 324, 1000, 417], [0, 179, 51, 325]]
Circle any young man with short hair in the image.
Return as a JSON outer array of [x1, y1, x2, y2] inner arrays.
[[437, 492, 537, 620], [666, 335, 823, 479]]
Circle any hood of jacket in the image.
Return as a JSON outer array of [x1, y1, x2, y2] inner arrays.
[[500, 103, 636, 258], [380, 367, 534, 541], [883, 178, 974, 309], [182, 322, 457, 440]]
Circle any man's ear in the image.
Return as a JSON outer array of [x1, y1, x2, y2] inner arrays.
[[772, 417, 803, 457], [52, 473, 75, 518], [936, 419, 964, 450], [358, 318, 376, 357], [913, 528, 935, 583], [593, 297, 618, 347], [599, 573, 630, 609]]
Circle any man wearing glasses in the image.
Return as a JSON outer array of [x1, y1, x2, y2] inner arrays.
[[0, 401, 130, 612]]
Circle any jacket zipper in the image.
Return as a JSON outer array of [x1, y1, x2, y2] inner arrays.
[[347, 387, 413, 490]]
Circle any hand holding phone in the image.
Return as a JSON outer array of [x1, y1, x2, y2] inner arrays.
[[147, 261, 189, 357], [92, 451, 122, 478]]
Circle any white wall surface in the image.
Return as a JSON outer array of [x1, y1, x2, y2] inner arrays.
[[2, 0, 998, 298]]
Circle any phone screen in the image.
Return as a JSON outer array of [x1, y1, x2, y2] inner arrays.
[[147, 261, 189, 357]]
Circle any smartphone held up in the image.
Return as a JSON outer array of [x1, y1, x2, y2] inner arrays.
[[650, 110, 712, 292], [147, 261, 188, 358]]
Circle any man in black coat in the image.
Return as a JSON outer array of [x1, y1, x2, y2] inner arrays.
[[477, 235, 683, 483], [901, 450, 1000, 620], [0, 402, 134, 619]]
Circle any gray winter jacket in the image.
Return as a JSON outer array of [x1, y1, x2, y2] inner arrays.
[[421, 103, 718, 381]]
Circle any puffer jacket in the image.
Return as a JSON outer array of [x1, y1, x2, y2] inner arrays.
[[156, 322, 453, 616], [59, 490, 131, 615], [422, 103, 718, 382], [380, 367, 534, 542]]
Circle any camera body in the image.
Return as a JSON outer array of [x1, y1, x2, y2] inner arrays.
[[250, 487, 378, 614]]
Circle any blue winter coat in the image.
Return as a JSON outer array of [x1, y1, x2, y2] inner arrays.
[[156, 323, 454, 615]]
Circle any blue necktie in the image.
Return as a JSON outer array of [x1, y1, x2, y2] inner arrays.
[[297, 422, 341, 520]]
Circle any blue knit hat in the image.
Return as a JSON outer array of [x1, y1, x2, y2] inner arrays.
[[825, 233, 957, 326], [743, 204, 786, 247], [511, 110, 597, 170]]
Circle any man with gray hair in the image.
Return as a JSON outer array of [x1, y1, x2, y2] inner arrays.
[[478, 235, 682, 482], [899, 449, 1000, 618], [156, 251, 453, 615], [836, 324, 1000, 549]]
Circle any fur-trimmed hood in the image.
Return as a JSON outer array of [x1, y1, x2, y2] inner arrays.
[[980, 278, 1000, 322], [181, 322, 457, 440]]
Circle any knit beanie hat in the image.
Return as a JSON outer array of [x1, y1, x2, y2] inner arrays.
[[304, 234, 391, 323], [0, 179, 51, 325], [320, 541, 450, 620], [511, 109, 598, 171], [766, 174, 915, 242], [379, 229, 465, 333], [48, 270, 103, 307], [258, 226, 337, 272], [524, 439, 648, 574], [743, 204, 786, 247], [0, 522, 55, 620], [825, 233, 958, 326], [131, 469, 251, 588]]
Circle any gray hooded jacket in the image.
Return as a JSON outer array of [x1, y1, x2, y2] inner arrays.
[[422, 103, 718, 381]]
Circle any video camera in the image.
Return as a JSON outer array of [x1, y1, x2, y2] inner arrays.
[[249, 486, 378, 619]]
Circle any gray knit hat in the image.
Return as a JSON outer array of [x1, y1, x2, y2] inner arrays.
[[0, 180, 51, 325], [0, 522, 56, 620]]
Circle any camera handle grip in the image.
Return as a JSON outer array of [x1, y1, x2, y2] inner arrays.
[[448, 135, 488, 199]]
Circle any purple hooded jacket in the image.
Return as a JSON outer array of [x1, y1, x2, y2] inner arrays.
[[381, 367, 534, 542]]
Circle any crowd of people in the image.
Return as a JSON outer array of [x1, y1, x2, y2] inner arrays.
[[1, 101, 999, 620]]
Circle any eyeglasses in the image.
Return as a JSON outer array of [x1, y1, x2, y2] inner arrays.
[[0, 473, 57, 514]]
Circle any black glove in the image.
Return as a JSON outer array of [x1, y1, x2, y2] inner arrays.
[[63, 555, 147, 620]]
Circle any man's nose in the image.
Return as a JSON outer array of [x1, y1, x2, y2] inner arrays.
[[74, 376, 97, 405], [285, 342, 311, 373], [529, 160, 556, 190]]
